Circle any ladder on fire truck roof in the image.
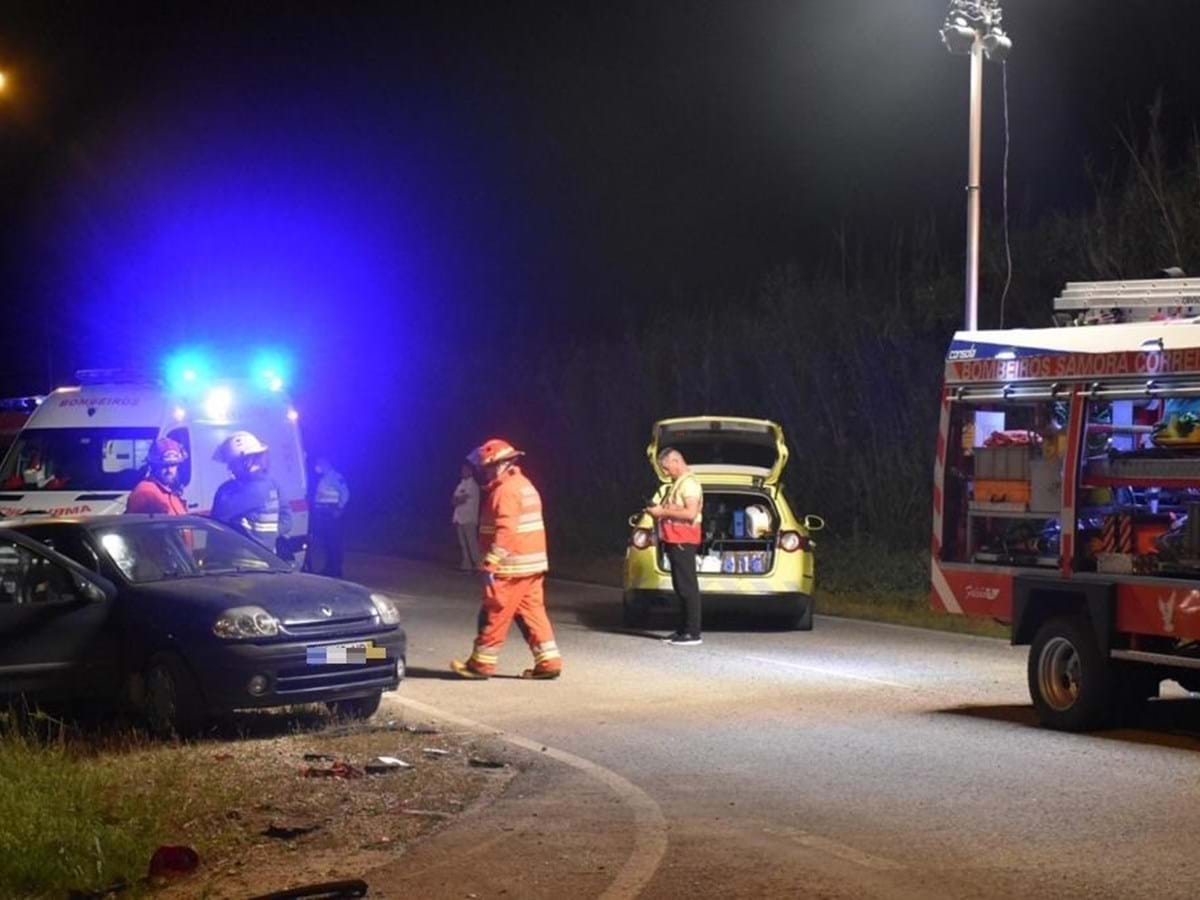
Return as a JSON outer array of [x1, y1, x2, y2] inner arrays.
[[1054, 277, 1200, 325]]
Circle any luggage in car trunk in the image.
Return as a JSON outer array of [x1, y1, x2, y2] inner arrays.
[[659, 490, 778, 574]]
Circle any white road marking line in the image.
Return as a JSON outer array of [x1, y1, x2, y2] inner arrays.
[[743, 655, 915, 690], [393, 695, 668, 900], [762, 826, 906, 872]]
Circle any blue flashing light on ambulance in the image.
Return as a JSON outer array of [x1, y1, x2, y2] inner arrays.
[[0, 357, 308, 548]]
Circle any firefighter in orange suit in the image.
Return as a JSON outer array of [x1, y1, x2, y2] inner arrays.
[[450, 439, 562, 680]]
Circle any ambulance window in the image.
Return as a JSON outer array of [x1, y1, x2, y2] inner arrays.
[[102, 437, 153, 474], [0, 427, 160, 491], [166, 427, 192, 487]]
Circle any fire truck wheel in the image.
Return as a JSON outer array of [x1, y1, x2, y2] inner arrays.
[[1028, 615, 1114, 732]]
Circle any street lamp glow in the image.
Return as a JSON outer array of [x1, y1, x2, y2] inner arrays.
[[0, 71, 8, 93]]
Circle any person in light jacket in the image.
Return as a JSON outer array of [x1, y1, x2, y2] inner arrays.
[[311, 457, 350, 577], [452, 462, 481, 570]]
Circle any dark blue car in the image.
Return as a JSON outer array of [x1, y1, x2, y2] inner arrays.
[[0, 515, 405, 736]]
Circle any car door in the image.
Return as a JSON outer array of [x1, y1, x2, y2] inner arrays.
[[0, 529, 120, 702]]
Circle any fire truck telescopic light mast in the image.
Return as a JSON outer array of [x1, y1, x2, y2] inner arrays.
[[940, 0, 1012, 331]]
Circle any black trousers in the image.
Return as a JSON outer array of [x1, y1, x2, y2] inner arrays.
[[664, 542, 701, 637], [311, 507, 344, 577]]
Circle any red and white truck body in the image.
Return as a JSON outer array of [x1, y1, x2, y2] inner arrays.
[[932, 278, 1200, 729]]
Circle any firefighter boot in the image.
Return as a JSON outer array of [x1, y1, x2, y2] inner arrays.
[[450, 659, 489, 680]]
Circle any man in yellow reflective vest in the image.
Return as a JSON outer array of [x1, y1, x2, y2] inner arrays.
[[451, 438, 562, 679], [645, 447, 704, 646]]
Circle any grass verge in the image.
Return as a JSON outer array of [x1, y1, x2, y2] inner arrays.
[[0, 712, 239, 899], [815, 588, 1007, 638], [0, 707, 502, 899]]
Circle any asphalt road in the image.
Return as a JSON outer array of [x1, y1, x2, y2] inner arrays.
[[354, 554, 1200, 899]]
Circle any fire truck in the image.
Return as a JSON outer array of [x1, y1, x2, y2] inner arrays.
[[932, 277, 1200, 730]]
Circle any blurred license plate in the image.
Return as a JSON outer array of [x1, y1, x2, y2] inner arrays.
[[306, 641, 384, 665]]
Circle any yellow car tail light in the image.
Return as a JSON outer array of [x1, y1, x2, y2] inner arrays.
[[779, 531, 811, 552]]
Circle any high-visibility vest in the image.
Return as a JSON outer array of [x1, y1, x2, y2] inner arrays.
[[479, 466, 548, 576], [242, 484, 282, 539], [212, 473, 288, 549], [314, 470, 348, 509], [660, 472, 703, 545]]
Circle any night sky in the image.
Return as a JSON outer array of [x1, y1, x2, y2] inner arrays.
[[0, 1, 1199, 456]]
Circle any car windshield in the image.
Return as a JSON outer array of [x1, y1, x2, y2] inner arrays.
[[91, 519, 289, 584], [0, 427, 160, 492]]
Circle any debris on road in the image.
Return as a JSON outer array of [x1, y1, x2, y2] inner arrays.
[[247, 877, 368, 899], [467, 757, 507, 769], [423, 747, 452, 758], [365, 756, 412, 774], [301, 761, 363, 779], [262, 822, 322, 840], [402, 723, 440, 735], [302, 753, 335, 762], [147, 845, 200, 880]]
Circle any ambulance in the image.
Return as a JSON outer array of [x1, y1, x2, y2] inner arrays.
[[0, 369, 308, 553], [932, 277, 1200, 730]]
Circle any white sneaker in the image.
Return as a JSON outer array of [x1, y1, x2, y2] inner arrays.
[[665, 633, 703, 646]]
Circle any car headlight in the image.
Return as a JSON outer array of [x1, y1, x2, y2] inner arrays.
[[213, 605, 280, 639], [370, 593, 401, 625]]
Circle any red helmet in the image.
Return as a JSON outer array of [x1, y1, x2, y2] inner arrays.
[[468, 438, 524, 468], [148, 437, 188, 467]]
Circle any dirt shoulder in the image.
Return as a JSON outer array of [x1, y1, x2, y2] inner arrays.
[[154, 701, 640, 899], [152, 711, 520, 899]]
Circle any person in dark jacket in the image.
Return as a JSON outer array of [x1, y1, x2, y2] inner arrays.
[[211, 431, 292, 552]]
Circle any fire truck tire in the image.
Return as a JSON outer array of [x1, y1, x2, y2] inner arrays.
[[1028, 615, 1114, 732]]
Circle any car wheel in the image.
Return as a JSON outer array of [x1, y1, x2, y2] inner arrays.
[[1027, 615, 1113, 731], [144, 653, 207, 739], [326, 691, 382, 721], [789, 597, 814, 631], [622, 597, 649, 629]]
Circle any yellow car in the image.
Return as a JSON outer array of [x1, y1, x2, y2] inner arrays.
[[622, 415, 824, 630]]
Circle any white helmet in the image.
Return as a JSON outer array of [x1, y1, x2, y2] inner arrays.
[[745, 504, 772, 539], [213, 431, 268, 463]]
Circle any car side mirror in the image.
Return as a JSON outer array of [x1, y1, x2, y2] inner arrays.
[[804, 514, 826, 532], [74, 572, 116, 604]]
